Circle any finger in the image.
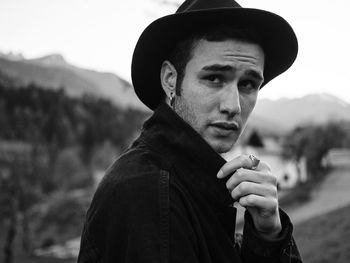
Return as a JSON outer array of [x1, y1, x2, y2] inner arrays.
[[225, 169, 266, 190], [217, 155, 270, 179], [217, 155, 251, 179], [225, 168, 277, 191], [238, 194, 278, 212], [258, 161, 271, 172], [229, 181, 277, 201]]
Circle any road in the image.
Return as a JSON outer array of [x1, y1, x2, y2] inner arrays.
[[285, 165, 350, 224]]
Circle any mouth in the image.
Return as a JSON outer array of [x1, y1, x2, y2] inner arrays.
[[210, 121, 239, 135]]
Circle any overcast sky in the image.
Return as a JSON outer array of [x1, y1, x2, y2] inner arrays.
[[1, 0, 349, 102]]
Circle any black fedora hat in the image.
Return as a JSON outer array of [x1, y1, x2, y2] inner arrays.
[[132, 0, 298, 110]]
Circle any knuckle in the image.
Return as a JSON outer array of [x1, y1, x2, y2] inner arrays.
[[239, 197, 247, 206], [246, 195, 255, 204], [238, 182, 247, 193], [271, 187, 278, 197], [266, 197, 278, 208], [236, 168, 245, 178], [231, 189, 237, 199], [266, 173, 277, 185], [239, 155, 247, 163], [236, 168, 242, 177], [270, 198, 278, 210], [226, 176, 237, 189], [239, 155, 250, 167], [265, 184, 277, 197]]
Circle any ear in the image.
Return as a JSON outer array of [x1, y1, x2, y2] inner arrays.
[[160, 60, 177, 100]]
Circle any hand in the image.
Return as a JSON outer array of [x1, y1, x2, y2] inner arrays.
[[217, 155, 281, 239]]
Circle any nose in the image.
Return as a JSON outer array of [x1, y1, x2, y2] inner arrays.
[[219, 84, 241, 117]]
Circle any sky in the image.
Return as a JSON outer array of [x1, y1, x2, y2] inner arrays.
[[1, 0, 350, 102]]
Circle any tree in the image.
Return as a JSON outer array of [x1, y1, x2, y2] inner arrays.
[[247, 129, 264, 148], [283, 122, 347, 177], [0, 142, 45, 263], [0, 82, 148, 259]]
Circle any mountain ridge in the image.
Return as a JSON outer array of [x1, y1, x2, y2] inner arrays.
[[252, 93, 350, 130], [0, 53, 146, 110], [1, 52, 349, 133]]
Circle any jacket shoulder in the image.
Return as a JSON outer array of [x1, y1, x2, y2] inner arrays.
[[107, 144, 166, 182], [91, 143, 169, 207], [79, 144, 171, 262]]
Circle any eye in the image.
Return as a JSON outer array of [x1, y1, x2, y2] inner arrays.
[[239, 79, 259, 91], [204, 74, 224, 84]]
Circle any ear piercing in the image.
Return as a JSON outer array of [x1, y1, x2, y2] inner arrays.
[[170, 91, 175, 108]]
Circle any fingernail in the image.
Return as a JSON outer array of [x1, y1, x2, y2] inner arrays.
[[217, 170, 223, 178]]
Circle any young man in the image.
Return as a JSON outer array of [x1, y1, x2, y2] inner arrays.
[[78, 0, 302, 262]]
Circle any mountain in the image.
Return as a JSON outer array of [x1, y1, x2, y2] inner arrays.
[[1, 52, 350, 134], [252, 93, 350, 130], [0, 51, 25, 61], [246, 113, 288, 136], [0, 53, 146, 110]]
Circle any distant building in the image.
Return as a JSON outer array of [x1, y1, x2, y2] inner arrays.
[[322, 148, 350, 168]]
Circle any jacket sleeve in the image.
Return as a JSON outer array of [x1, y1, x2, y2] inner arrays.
[[78, 169, 169, 263], [238, 209, 303, 263]]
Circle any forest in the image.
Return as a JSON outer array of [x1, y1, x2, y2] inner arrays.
[[0, 82, 149, 263]]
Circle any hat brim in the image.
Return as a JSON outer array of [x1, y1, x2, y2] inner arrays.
[[132, 8, 298, 110]]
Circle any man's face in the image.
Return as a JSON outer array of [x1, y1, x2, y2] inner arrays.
[[174, 39, 265, 153]]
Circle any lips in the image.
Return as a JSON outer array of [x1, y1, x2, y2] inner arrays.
[[210, 121, 239, 136], [210, 121, 239, 131]]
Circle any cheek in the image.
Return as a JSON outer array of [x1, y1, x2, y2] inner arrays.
[[183, 84, 217, 112], [194, 93, 219, 119], [240, 95, 258, 117]]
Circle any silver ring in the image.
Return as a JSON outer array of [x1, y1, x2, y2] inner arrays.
[[249, 154, 260, 170]]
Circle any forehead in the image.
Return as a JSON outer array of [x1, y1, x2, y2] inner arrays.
[[188, 39, 265, 72]]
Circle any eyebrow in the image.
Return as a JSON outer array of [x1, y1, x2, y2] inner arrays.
[[201, 64, 264, 82], [201, 64, 233, 72], [245, 70, 264, 82]]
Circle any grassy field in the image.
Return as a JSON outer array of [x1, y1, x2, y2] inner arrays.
[[294, 203, 350, 263]]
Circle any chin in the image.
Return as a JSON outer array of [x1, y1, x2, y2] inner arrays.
[[209, 140, 235, 154], [203, 132, 238, 154]]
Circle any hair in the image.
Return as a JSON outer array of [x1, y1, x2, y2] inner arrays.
[[167, 25, 263, 95]]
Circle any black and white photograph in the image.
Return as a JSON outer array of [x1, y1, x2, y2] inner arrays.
[[0, 0, 350, 262]]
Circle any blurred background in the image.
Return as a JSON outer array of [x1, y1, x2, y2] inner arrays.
[[0, 0, 350, 262]]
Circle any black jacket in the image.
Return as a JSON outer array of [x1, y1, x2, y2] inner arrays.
[[78, 102, 302, 263]]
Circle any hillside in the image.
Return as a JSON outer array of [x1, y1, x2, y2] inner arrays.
[[252, 94, 350, 130], [246, 113, 288, 136], [0, 54, 145, 110], [2, 52, 350, 134]]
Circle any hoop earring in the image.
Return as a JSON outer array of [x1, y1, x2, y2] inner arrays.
[[169, 92, 175, 109]]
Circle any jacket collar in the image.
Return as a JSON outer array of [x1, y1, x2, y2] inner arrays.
[[141, 102, 233, 206]]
